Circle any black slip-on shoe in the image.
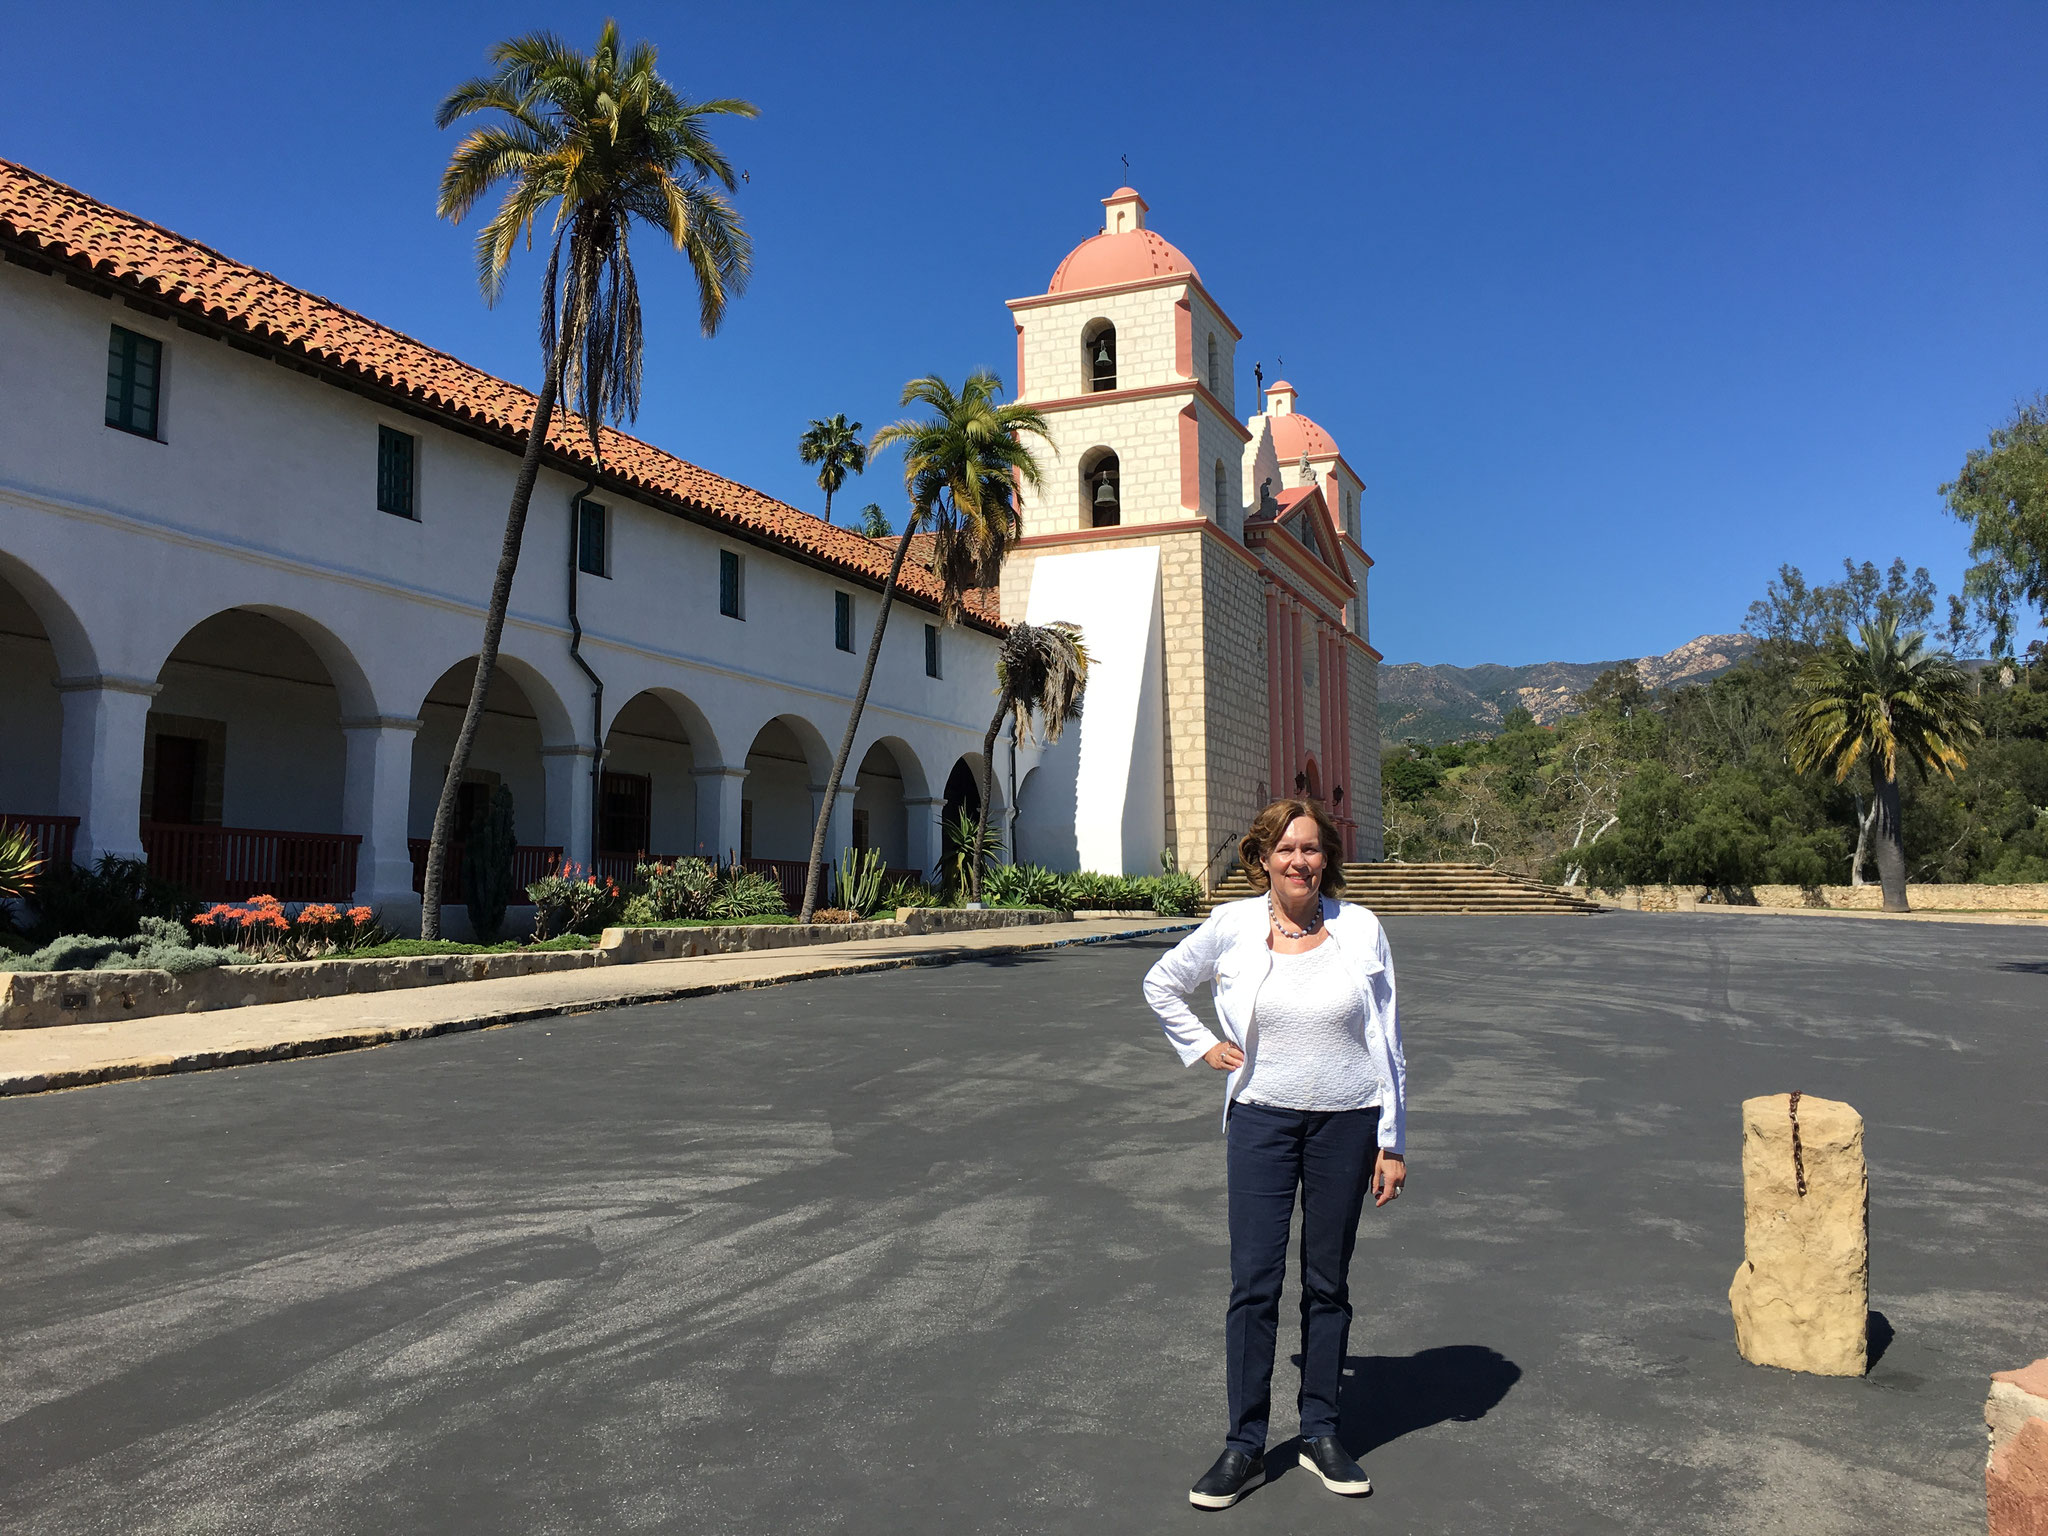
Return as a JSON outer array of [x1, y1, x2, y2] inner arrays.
[[1189, 1448, 1265, 1510], [1298, 1436, 1371, 1495]]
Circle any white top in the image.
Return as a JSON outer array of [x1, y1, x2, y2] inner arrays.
[[1140, 897, 1407, 1152], [1237, 939, 1384, 1113]]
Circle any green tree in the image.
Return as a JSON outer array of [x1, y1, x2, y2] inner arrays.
[[425, 23, 754, 938], [1786, 617, 1982, 911], [798, 413, 868, 524], [854, 502, 893, 538], [1943, 394, 2048, 656], [797, 372, 1052, 921], [969, 622, 1091, 899]]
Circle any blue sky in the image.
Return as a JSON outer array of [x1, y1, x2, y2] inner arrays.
[[3, 1, 2043, 667]]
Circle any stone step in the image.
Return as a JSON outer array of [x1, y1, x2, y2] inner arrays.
[[1196, 861, 1604, 917]]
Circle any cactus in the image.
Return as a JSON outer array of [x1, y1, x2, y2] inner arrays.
[[461, 785, 518, 942]]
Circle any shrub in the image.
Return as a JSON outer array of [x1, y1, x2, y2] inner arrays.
[[461, 785, 518, 943], [983, 863, 1064, 908], [24, 855, 192, 941], [527, 867, 625, 938], [834, 846, 886, 916], [189, 897, 385, 960], [631, 858, 719, 922], [708, 868, 786, 921], [4, 915, 239, 974], [878, 876, 939, 911], [1139, 871, 1203, 915], [0, 825, 40, 909]]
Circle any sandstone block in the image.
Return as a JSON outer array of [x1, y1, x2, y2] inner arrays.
[[1729, 1092, 1868, 1375], [1989, 1359, 2048, 1536]]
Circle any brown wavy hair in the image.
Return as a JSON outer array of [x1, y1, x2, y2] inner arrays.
[[1237, 798, 1346, 896]]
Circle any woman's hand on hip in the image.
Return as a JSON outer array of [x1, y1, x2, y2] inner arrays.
[[1371, 1150, 1407, 1207], [1203, 1041, 1244, 1071]]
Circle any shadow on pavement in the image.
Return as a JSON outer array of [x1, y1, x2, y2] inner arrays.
[[1335, 1345, 1522, 1458], [1867, 1309, 1894, 1368]]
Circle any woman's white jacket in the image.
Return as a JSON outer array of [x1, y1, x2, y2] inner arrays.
[[1142, 896, 1407, 1153]]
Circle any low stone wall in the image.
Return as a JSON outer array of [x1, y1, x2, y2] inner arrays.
[[0, 907, 1083, 1030], [1607, 883, 2048, 913]]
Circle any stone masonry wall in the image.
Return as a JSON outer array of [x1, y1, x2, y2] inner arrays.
[[1195, 536, 1270, 885], [1349, 649, 1385, 859], [1615, 882, 2048, 911]]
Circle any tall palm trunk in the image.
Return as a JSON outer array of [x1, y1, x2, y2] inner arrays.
[[823, 486, 833, 525], [800, 532, 913, 920], [968, 691, 1012, 900], [420, 316, 578, 938], [1871, 769, 1908, 912]]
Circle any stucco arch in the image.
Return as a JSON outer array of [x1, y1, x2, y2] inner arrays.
[[851, 732, 933, 801], [739, 710, 835, 782], [604, 685, 726, 770], [222, 604, 379, 720], [414, 651, 578, 749], [0, 547, 99, 678]]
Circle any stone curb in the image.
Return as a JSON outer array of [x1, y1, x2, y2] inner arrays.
[[0, 922, 1196, 1099], [0, 908, 1085, 1031]]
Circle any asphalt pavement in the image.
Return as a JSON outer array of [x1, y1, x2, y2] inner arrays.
[[1, 912, 2043, 1534]]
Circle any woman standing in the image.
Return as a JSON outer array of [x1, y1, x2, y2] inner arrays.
[[1142, 798, 1408, 1511]]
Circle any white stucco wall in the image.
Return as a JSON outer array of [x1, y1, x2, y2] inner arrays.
[[0, 258, 1017, 920]]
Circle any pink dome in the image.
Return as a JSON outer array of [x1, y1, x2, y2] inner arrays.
[[1048, 228, 1199, 294], [1269, 410, 1340, 461]]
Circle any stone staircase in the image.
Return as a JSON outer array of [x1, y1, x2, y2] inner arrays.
[[1197, 861, 1605, 917]]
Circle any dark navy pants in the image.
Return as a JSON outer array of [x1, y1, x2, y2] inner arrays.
[[1224, 1101, 1381, 1454]]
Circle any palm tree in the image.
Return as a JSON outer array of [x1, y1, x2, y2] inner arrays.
[[797, 371, 1052, 920], [967, 622, 1090, 899], [423, 23, 754, 938], [1786, 616, 1981, 912], [854, 502, 893, 539], [798, 413, 868, 524]]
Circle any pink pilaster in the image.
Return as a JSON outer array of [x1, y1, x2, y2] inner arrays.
[[1265, 587, 1283, 798]]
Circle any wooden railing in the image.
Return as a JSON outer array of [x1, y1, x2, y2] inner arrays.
[[1, 813, 79, 868], [407, 840, 563, 902], [141, 823, 361, 903]]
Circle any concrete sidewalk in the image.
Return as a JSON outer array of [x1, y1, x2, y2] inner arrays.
[[0, 916, 1194, 1097]]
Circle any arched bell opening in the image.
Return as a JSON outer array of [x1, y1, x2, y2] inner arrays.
[[1080, 447, 1121, 530], [1082, 319, 1116, 393]]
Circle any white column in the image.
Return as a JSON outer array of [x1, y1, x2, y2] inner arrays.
[[903, 796, 946, 884], [692, 765, 747, 863], [55, 674, 159, 864], [341, 715, 420, 912], [542, 745, 597, 872]]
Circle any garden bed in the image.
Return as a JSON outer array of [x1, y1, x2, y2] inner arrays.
[[0, 907, 1096, 1030]]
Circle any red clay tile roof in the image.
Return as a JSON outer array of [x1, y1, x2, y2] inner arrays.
[[0, 158, 1001, 629]]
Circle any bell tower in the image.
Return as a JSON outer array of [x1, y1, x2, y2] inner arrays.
[[999, 189, 1268, 879]]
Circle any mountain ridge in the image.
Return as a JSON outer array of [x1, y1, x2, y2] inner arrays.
[[1378, 633, 1758, 744]]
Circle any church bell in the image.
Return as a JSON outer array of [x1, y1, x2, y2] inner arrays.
[[1094, 472, 1119, 508]]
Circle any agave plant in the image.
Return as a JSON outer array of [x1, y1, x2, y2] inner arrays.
[[0, 825, 40, 904]]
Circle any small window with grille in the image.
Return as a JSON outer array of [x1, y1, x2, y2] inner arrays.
[[834, 591, 853, 652], [378, 426, 418, 518], [105, 325, 162, 438], [924, 623, 942, 679]]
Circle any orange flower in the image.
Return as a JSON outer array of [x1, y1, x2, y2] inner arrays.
[[347, 906, 374, 925]]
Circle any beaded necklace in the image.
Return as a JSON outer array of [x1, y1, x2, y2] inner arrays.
[[1268, 889, 1324, 939]]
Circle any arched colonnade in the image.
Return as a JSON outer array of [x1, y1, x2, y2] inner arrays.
[[0, 548, 994, 926]]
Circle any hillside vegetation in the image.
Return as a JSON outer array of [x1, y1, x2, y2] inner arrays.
[[1381, 559, 2048, 889]]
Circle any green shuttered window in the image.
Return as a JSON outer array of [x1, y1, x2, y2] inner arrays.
[[105, 325, 161, 438], [719, 550, 743, 619], [834, 591, 853, 652], [378, 426, 417, 518], [577, 498, 607, 577]]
